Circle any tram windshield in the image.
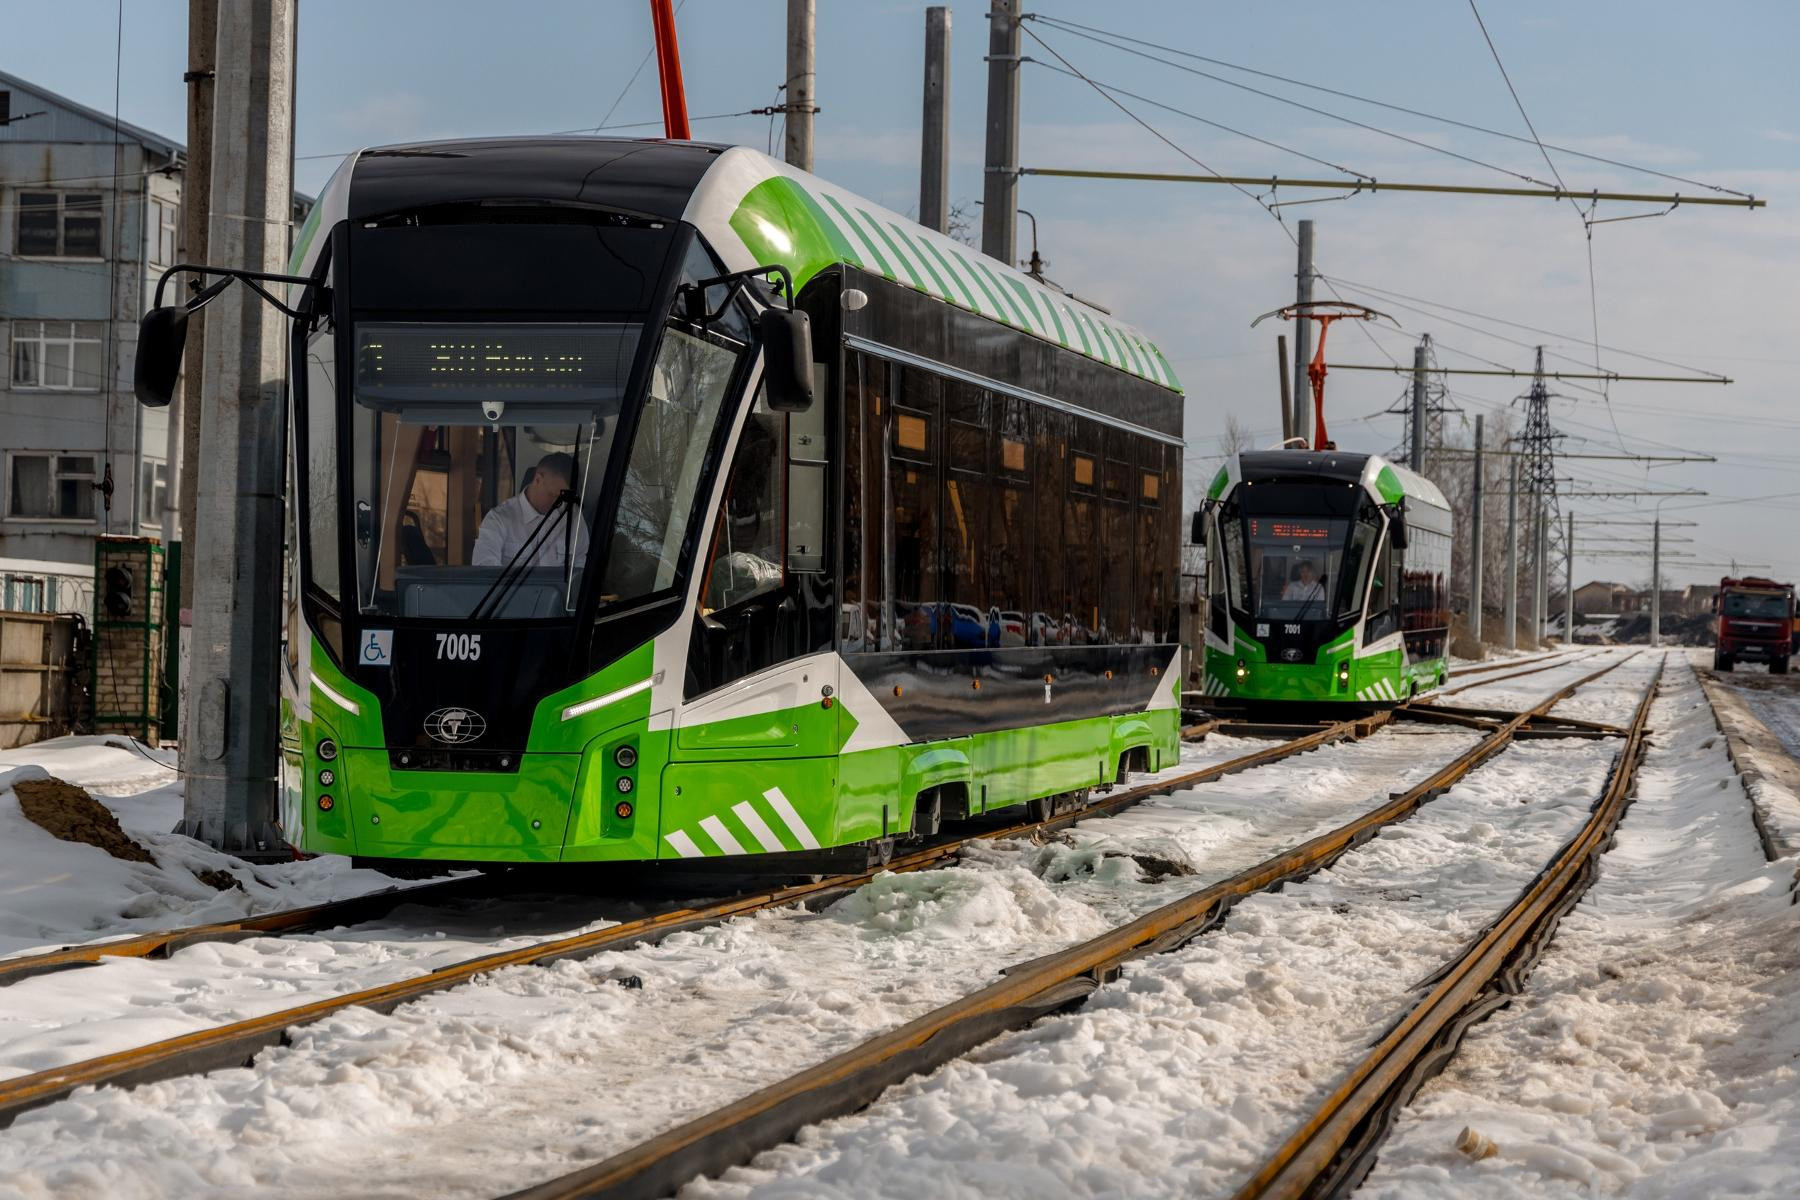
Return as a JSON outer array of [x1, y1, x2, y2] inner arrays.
[[334, 319, 743, 620], [1220, 483, 1376, 623]]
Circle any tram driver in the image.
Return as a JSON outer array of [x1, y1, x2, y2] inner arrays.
[[1282, 560, 1325, 603], [472, 452, 591, 568]]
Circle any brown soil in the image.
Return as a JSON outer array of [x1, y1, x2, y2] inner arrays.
[[14, 777, 155, 864]]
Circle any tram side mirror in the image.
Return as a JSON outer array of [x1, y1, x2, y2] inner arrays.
[[1387, 505, 1409, 550], [1190, 509, 1207, 547], [760, 308, 815, 413], [134, 306, 190, 408]]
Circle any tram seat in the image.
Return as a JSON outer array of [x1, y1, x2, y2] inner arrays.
[[394, 566, 577, 619]]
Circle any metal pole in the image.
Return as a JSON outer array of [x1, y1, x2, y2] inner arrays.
[[784, 0, 815, 171], [1470, 414, 1484, 643], [176, 0, 217, 627], [980, 0, 1020, 264], [1564, 509, 1574, 646], [1536, 507, 1549, 645], [1276, 334, 1293, 444], [1650, 518, 1662, 647], [1409, 336, 1427, 471], [179, 0, 293, 856], [1505, 458, 1518, 650], [1291, 219, 1314, 444], [920, 6, 951, 233]]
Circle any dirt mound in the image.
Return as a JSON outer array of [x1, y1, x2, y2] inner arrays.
[[14, 777, 155, 864]]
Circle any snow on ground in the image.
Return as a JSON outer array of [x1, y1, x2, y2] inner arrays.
[[1705, 656, 1800, 764], [0, 739, 409, 960], [0, 726, 1488, 1198], [1440, 647, 1646, 725], [1358, 655, 1800, 1198], [675, 712, 1639, 1195]]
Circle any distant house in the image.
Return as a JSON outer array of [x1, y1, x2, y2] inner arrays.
[[1573, 580, 1634, 616], [1680, 583, 1719, 615]]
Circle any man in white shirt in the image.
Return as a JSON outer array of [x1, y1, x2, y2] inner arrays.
[[1282, 560, 1325, 603], [471, 453, 590, 568]]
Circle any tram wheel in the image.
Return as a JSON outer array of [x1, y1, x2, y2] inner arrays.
[[1026, 794, 1055, 824]]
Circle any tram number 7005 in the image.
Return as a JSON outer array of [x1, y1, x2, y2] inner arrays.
[[436, 633, 483, 662]]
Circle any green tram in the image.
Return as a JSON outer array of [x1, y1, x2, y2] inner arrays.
[[1193, 450, 1452, 706], [173, 138, 1185, 869]]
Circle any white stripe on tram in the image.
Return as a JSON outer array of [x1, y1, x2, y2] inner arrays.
[[732, 801, 788, 853], [764, 787, 822, 850], [665, 830, 704, 859], [700, 815, 747, 857]]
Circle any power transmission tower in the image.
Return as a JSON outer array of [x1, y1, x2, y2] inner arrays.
[[1514, 347, 1564, 642]]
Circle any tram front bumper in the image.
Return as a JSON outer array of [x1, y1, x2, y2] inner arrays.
[[334, 750, 579, 862]]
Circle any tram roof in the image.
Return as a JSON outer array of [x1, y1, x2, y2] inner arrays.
[[1215, 450, 1450, 512], [299, 137, 1180, 394]]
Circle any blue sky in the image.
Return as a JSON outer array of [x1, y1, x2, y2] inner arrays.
[[9, 0, 1798, 587]]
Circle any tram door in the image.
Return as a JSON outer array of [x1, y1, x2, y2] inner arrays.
[[675, 380, 837, 755]]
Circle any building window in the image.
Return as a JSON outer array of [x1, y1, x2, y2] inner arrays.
[[3, 575, 48, 613], [10, 321, 103, 391], [141, 460, 168, 527], [6, 452, 98, 521], [149, 196, 178, 267], [17, 192, 103, 258]]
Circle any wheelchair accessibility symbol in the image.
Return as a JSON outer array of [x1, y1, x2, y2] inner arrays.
[[361, 629, 394, 667]]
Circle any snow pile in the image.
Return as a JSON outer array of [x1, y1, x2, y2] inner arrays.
[[1359, 656, 1800, 1198], [0, 740, 404, 960]]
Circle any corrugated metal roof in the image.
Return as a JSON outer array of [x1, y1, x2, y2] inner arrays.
[[0, 69, 183, 159]]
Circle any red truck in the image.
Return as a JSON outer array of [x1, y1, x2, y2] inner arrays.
[[1713, 576, 1795, 673]]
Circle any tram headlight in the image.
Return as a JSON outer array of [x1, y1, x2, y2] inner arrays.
[[614, 744, 637, 769], [317, 738, 338, 762], [1235, 660, 1248, 681], [616, 776, 634, 794]]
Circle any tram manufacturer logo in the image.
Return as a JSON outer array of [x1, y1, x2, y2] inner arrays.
[[424, 707, 487, 744], [1281, 649, 1302, 662]]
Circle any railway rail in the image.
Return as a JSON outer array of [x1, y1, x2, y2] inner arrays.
[[496, 655, 1639, 1200], [0, 651, 1624, 1132]]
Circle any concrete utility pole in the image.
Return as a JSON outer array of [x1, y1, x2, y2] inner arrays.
[[1291, 219, 1315, 443], [920, 6, 951, 233], [176, 0, 217, 612], [1409, 337, 1428, 472], [980, 0, 1020, 264], [1470, 413, 1484, 642], [179, 0, 293, 855], [1505, 457, 1519, 651], [1564, 509, 1574, 646], [1650, 517, 1662, 648], [784, 0, 815, 172], [1535, 509, 1549, 645], [1277, 334, 1293, 443]]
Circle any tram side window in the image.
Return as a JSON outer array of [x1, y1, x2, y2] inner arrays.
[[990, 396, 1032, 648], [942, 381, 989, 649], [1101, 428, 1134, 641], [1066, 420, 1101, 644], [1031, 407, 1069, 646], [1366, 534, 1400, 641], [701, 391, 784, 613], [302, 316, 340, 603], [1134, 439, 1164, 644], [888, 368, 939, 652]]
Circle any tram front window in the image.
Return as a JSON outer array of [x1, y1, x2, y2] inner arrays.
[[345, 321, 634, 620], [1225, 483, 1371, 624]]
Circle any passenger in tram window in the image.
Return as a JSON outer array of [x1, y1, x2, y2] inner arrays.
[[471, 452, 591, 568]]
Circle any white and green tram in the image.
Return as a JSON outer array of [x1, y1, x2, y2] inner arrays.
[[1193, 451, 1453, 706], [136, 137, 1189, 870]]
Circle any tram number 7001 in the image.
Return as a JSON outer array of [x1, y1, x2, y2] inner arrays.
[[436, 633, 483, 662]]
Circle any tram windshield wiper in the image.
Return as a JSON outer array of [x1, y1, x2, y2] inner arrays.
[[1293, 573, 1328, 625], [468, 491, 574, 621]]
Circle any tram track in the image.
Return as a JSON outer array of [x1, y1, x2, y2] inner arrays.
[[0, 648, 1622, 1133], [495, 655, 1639, 1200], [0, 704, 1397, 1128], [1232, 655, 1664, 1200]]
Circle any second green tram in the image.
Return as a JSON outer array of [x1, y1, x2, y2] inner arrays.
[[1194, 450, 1453, 705]]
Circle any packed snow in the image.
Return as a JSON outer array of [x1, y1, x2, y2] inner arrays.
[[0, 740, 408, 960], [1359, 655, 1800, 1198]]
